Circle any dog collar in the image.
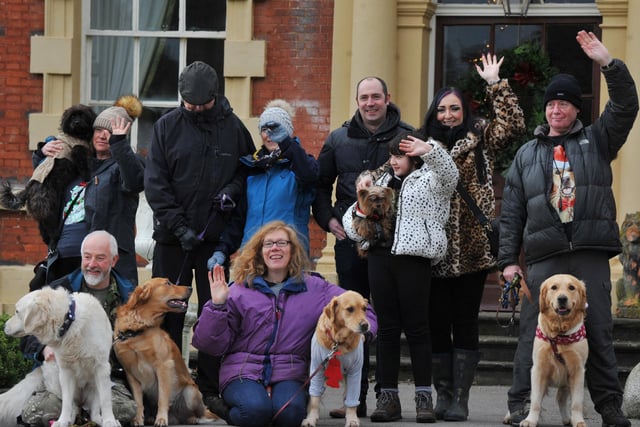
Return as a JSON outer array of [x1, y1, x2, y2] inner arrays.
[[535, 323, 586, 364], [355, 203, 381, 220], [58, 296, 76, 338], [114, 329, 144, 343]]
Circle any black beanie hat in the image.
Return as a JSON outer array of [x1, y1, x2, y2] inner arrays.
[[543, 74, 582, 110], [179, 61, 218, 105]]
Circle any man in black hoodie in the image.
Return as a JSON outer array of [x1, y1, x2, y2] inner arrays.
[[312, 76, 413, 420], [144, 61, 255, 416]]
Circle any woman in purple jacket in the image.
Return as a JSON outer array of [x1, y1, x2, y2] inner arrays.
[[192, 221, 377, 427]]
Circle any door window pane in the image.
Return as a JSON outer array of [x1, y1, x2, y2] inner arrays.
[[442, 25, 490, 87]]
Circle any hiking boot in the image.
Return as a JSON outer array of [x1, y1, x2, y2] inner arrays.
[[599, 399, 631, 427], [370, 390, 402, 422], [508, 401, 530, 427], [329, 401, 367, 418], [415, 391, 436, 423], [203, 394, 231, 424]]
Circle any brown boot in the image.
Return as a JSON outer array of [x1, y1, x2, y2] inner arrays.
[[370, 390, 402, 422], [415, 390, 436, 423]]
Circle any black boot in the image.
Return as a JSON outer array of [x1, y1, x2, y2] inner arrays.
[[432, 352, 453, 420], [598, 396, 631, 427], [444, 349, 480, 421]]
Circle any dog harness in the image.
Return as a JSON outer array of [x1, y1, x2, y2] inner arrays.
[[58, 295, 76, 337], [535, 323, 586, 364], [355, 202, 381, 220]]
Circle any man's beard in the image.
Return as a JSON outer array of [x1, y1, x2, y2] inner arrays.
[[83, 268, 108, 287]]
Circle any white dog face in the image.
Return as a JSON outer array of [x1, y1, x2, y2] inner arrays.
[[5, 288, 64, 341]]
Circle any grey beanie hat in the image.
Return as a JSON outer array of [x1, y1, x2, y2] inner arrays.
[[93, 106, 131, 133], [258, 99, 294, 137], [179, 61, 218, 105]]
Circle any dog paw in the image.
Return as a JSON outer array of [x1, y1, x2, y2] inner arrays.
[[301, 417, 317, 427], [520, 420, 536, 427], [574, 422, 586, 427], [154, 417, 168, 427], [345, 419, 360, 427], [132, 415, 145, 427], [101, 418, 121, 427]]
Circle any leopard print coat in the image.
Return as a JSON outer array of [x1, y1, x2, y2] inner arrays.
[[433, 79, 525, 278]]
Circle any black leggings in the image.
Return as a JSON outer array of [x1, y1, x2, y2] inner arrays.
[[368, 248, 432, 388], [429, 270, 488, 352]]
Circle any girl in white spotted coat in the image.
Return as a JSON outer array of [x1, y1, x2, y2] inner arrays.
[[342, 130, 458, 422]]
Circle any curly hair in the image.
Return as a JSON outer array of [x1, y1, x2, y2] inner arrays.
[[230, 221, 312, 287]]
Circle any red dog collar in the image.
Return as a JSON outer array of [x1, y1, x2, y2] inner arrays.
[[535, 323, 586, 364]]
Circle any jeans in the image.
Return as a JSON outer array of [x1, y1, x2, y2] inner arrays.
[[223, 379, 307, 427]]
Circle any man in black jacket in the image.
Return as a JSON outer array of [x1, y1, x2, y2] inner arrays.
[[312, 76, 413, 419], [499, 31, 638, 427], [144, 61, 255, 414]]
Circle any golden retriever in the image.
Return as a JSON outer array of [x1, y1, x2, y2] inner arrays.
[[4, 287, 119, 427], [113, 278, 212, 427], [521, 274, 588, 427], [352, 186, 395, 258], [302, 290, 371, 427]]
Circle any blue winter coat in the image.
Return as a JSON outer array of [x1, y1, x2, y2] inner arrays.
[[240, 137, 318, 252], [192, 273, 377, 393]]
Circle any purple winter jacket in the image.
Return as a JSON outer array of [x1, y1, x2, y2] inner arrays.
[[192, 273, 377, 393]]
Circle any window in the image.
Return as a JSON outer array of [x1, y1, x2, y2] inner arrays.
[[83, 0, 226, 155], [436, 16, 602, 126]]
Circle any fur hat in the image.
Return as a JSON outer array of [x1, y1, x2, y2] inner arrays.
[[179, 61, 219, 105], [93, 95, 143, 133], [543, 73, 582, 110], [258, 99, 295, 137]]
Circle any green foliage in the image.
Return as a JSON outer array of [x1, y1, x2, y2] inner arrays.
[[0, 313, 34, 388], [455, 42, 557, 173]]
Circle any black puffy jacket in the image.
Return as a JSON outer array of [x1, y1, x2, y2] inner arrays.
[[498, 59, 638, 269], [312, 103, 413, 231]]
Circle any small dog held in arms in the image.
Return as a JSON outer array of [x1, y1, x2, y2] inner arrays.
[[0, 104, 96, 243], [301, 291, 371, 427], [3, 287, 120, 427], [113, 278, 214, 426], [519, 274, 589, 427], [350, 185, 395, 258]]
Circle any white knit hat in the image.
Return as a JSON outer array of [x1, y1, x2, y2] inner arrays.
[[93, 95, 143, 133], [258, 99, 294, 137]]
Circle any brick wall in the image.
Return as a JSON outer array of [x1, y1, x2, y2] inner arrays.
[[0, 0, 335, 266], [0, 1, 46, 263], [253, 0, 334, 261]]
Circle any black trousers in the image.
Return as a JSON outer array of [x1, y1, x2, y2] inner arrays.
[[430, 269, 488, 352], [368, 248, 432, 388]]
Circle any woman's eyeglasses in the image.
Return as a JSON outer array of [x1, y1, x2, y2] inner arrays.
[[263, 240, 291, 248]]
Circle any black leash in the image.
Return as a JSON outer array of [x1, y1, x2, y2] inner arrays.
[[496, 273, 522, 329]]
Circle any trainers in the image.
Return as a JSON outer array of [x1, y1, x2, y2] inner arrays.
[[203, 394, 231, 424], [509, 401, 530, 427], [599, 400, 631, 427], [329, 401, 367, 418], [415, 391, 436, 423], [370, 390, 402, 422]]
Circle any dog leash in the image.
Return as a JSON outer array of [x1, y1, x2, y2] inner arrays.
[[271, 343, 341, 422], [496, 273, 522, 329]]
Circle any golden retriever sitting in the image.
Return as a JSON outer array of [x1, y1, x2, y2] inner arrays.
[[302, 291, 371, 427], [351, 185, 395, 258], [521, 274, 588, 427], [113, 278, 211, 427]]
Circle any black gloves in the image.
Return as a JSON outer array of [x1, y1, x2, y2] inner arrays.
[[175, 226, 201, 252]]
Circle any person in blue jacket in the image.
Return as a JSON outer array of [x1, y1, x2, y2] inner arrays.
[[228, 99, 318, 257], [19, 230, 136, 426]]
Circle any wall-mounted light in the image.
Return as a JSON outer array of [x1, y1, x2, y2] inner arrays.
[[501, 0, 531, 17]]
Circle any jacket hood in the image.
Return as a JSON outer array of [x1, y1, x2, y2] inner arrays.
[[346, 102, 404, 139]]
